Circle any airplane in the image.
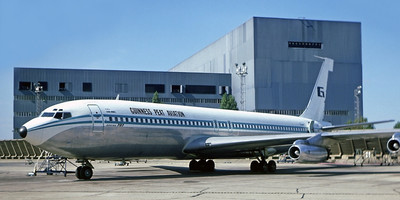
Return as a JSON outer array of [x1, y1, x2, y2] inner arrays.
[[18, 56, 399, 180]]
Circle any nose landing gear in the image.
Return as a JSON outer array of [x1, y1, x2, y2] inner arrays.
[[75, 160, 94, 180]]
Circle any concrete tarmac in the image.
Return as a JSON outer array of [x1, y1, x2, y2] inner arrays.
[[0, 159, 399, 200]]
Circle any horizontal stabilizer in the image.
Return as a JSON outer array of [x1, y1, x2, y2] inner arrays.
[[321, 120, 394, 131]]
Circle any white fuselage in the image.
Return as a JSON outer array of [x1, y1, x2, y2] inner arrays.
[[22, 99, 317, 160]]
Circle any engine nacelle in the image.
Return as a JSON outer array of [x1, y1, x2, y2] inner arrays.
[[288, 141, 328, 163], [387, 132, 400, 153]]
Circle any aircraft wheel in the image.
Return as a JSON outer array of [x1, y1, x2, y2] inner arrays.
[[189, 159, 199, 171], [250, 160, 259, 172], [79, 166, 93, 180], [267, 160, 276, 173], [204, 160, 215, 172], [75, 166, 83, 179]]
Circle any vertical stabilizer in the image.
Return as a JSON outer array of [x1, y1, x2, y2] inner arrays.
[[300, 56, 334, 121]]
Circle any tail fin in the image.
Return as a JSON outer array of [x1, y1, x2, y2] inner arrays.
[[300, 56, 334, 121]]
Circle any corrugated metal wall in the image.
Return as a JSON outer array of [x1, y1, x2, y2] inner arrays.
[[170, 17, 362, 125]]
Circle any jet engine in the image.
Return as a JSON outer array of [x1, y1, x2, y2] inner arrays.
[[387, 132, 400, 153], [288, 140, 328, 163]]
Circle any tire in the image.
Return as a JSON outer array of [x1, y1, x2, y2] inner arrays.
[[267, 160, 276, 173], [189, 159, 199, 171], [250, 160, 259, 172], [75, 166, 83, 179], [79, 166, 93, 180], [204, 160, 215, 172]]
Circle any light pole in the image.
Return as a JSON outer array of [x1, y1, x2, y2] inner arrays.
[[354, 85, 362, 121], [34, 82, 43, 116], [236, 62, 248, 111]]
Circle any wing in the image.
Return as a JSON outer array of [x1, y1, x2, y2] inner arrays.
[[183, 133, 315, 157], [183, 129, 398, 159]]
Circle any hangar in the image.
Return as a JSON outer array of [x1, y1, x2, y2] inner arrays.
[[13, 17, 362, 139], [170, 17, 362, 125]]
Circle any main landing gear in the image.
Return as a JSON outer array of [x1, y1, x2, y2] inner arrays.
[[250, 150, 277, 173], [250, 160, 276, 172], [189, 159, 215, 172], [75, 160, 94, 180]]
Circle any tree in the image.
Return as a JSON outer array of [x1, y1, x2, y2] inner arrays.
[[220, 93, 228, 109], [220, 93, 238, 110], [152, 91, 161, 103], [394, 121, 400, 129], [227, 94, 238, 110]]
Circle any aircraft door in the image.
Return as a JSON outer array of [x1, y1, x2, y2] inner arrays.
[[87, 104, 104, 132], [228, 121, 232, 133], [308, 121, 315, 133], [213, 120, 219, 133]]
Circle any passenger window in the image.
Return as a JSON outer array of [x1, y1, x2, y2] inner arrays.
[[54, 112, 63, 119]]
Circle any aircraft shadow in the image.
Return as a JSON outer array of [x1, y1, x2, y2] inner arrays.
[[87, 164, 400, 182]]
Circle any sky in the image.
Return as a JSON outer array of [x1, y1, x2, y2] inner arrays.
[[0, 0, 399, 139]]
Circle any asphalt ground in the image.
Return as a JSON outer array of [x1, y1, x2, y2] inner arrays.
[[0, 159, 399, 200]]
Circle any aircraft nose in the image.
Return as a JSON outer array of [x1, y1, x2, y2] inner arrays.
[[18, 126, 28, 138]]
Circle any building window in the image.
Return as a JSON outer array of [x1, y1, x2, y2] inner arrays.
[[171, 85, 183, 93], [38, 81, 48, 91], [219, 86, 230, 95], [59, 82, 72, 91], [19, 82, 31, 90], [145, 84, 165, 93], [115, 83, 128, 93], [288, 41, 322, 49], [59, 82, 66, 91], [185, 85, 216, 94], [83, 82, 92, 92]]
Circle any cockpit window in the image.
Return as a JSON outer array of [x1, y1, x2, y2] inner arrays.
[[41, 112, 55, 117], [63, 112, 72, 119], [54, 112, 63, 119], [42, 112, 72, 119]]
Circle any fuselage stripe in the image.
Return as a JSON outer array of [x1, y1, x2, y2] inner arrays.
[[29, 113, 309, 133]]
